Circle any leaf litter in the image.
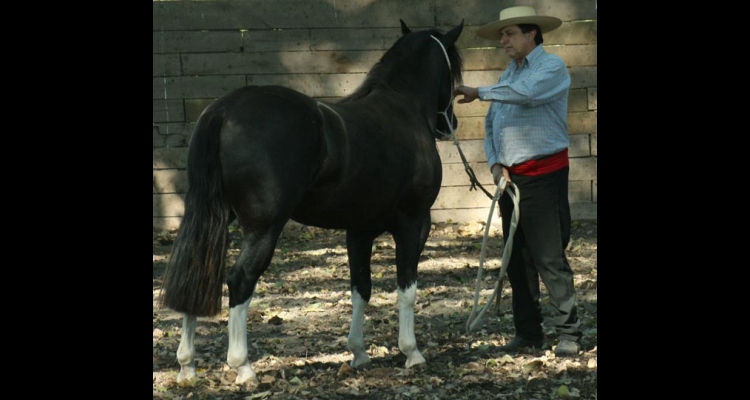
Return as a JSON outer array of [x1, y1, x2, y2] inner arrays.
[[153, 219, 597, 399]]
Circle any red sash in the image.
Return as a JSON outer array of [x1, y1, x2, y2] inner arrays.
[[508, 148, 569, 176]]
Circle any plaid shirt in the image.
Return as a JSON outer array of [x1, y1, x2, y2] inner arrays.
[[478, 45, 570, 168]]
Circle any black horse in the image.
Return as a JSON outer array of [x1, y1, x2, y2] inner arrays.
[[160, 20, 464, 384]]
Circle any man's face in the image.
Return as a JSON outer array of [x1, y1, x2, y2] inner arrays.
[[497, 25, 536, 62]]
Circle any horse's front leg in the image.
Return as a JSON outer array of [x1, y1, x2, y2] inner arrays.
[[348, 287, 371, 368], [397, 282, 425, 368], [345, 229, 379, 369], [176, 313, 197, 383], [392, 216, 431, 368]]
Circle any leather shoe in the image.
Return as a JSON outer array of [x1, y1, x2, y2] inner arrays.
[[554, 339, 580, 357], [496, 335, 544, 353]]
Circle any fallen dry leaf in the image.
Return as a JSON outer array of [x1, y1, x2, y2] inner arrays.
[[337, 362, 352, 377], [522, 359, 545, 375]]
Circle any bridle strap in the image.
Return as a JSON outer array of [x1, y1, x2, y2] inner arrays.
[[429, 35, 451, 70], [429, 35, 456, 132], [429, 35, 494, 200]]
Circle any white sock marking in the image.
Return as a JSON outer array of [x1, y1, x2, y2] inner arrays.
[[176, 314, 197, 382], [227, 297, 251, 368], [398, 282, 425, 367], [348, 288, 370, 368]]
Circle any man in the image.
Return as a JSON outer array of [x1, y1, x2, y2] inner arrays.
[[453, 6, 582, 357]]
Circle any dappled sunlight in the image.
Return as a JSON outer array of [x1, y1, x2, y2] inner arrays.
[[154, 220, 597, 398]]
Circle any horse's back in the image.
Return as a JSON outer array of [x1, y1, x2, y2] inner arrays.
[[213, 85, 324, 167], [213, 85, 319, 124]]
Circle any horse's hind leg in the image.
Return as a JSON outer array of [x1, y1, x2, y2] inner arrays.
[[391, 215, 431, 368], [225, 224, 285, 384], [175, 313, 197, 383], [228, 297, 255, 384], [345, 229, 381, 369]]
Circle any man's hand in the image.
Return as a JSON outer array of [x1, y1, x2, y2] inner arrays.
[[453, 85, 479, 103], [491, 164, 511, 185], [491, 164, 511, 218]]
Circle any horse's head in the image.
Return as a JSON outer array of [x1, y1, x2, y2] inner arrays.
[[401, 20, 464, 140]]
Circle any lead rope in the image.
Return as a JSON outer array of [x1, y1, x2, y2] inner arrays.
[[428, 34, 520, 333], [466, 177, 519, 332]]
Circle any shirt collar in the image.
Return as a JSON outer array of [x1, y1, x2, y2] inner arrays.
[[513, 44, 544, 68]]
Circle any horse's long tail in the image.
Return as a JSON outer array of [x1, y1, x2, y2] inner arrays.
[[159, 109, 230, 317]]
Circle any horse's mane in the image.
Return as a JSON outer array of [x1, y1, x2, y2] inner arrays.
[[341, 29, 463, 103]]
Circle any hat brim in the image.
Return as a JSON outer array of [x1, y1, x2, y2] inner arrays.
[[476, 16, 562, 40]]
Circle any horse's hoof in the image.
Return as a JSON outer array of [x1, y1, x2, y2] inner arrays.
[[235, 364, 259, 385], [350, 356, 372, 370], [407, 361, 427, 371], [405, 352, 426, 369], [349, 349, 372, 370], [176, 366, 197, 384]]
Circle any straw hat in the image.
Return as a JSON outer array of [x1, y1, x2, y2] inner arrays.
[[476, 6, 562, 40]]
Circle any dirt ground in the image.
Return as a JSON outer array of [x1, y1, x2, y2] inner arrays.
[[153, 218, 597, 399]]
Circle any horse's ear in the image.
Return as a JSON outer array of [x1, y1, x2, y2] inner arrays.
[[443, 19, 464, 46], [400, 19, 412, 35]]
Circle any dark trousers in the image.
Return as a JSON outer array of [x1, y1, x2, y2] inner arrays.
[[499, 166, 581, 342]]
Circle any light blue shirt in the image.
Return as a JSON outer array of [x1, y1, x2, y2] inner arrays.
[[478, 45, 570, 168]]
